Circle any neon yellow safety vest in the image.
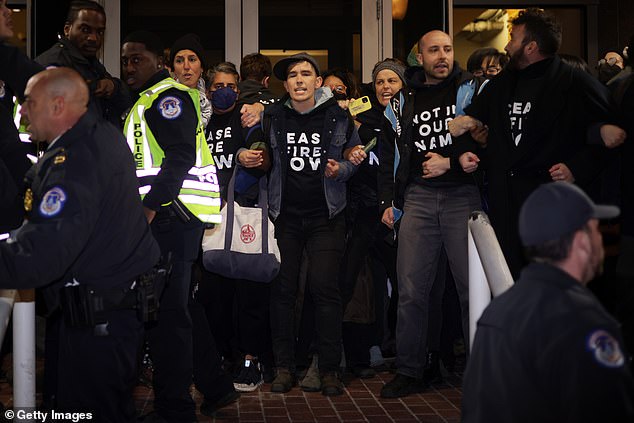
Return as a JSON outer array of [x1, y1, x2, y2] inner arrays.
[[124, 78, 221, 224], [12, 97, 30, 142], [12, 97, 39, 164]]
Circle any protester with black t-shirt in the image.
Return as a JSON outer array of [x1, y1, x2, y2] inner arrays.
[[265, 52, 363, 397], [197, 61, 273, 393], [379, 31, 481, 399], [452, 8, 623, 277]]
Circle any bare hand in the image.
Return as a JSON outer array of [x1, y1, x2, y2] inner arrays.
[[549, 163, 575, 183], [345, 145, 367, 165], [600, 124, 626, 149], [238, 149, 264, 168], [337, 99, 350, 110], [143, 206, 156, 224], [459, 152, 479, 173], [240, 103, 264, 128], [325, 159, 340, 178], [422, 152, 450, 179], [448, 115, 481, 137], [469, 125, 489, 147], [381, 207, 395, 229], [94, 78, 115, 98]]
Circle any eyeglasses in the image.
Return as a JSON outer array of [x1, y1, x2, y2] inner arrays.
[[598, 57, 620, 66], [330, 85, 347, 94], [484, 65, 502, 76]]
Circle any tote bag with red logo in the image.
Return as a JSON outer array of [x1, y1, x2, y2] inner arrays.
[[201, 167, 280, 282]]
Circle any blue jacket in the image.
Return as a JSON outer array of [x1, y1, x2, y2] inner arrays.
[[264, 90, 361, 220]]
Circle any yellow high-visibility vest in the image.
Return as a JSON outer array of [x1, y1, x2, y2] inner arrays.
[[124, 78, 221, 224]]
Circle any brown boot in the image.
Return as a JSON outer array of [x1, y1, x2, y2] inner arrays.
[[321, 371, 344, 396]]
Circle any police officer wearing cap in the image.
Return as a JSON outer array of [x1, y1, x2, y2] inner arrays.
[[462, 182, 634, 423], [0, 67, 160, 421], [121, 30, 221, 423]]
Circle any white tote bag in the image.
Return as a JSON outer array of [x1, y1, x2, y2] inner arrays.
[[201, 167, 280, 282]]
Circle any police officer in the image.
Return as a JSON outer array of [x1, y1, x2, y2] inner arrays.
[[0, 0, 30, 235], [462, 182, 634, 423], [0, 67, 160, 422], [121, 30, 221, 422]]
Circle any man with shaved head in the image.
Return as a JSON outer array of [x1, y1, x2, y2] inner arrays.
[[0, 67, 160, 421], [379, 30, 483, 398]]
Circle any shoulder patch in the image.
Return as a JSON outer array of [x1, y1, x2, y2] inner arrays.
[[39, 187, 67, 217], [158, 96, 183, 120], [587, 329, 625, 368]]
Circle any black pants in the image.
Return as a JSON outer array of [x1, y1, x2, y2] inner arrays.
[[190, 284, 235, 402], [148, 212, 203, 422], [271, 213, 345, 373], [198, 271, 273, 364], [56, 310, 143, 422], [340, 206, 398, 367]]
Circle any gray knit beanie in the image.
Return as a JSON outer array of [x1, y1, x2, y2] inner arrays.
[[371, 59, 407, 85]]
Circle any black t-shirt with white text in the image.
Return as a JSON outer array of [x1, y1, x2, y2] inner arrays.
[[281, 106, 329, 217], [206, 109, 263, 198], [409, 83, 469, 186], [508, 76, 542, 147]]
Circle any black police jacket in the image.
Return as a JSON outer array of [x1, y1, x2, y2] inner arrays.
[[462, 262, 634, 423], [0, 103, 29, 233], [36, 38, 131, 125], [0, 111, 160, 290]]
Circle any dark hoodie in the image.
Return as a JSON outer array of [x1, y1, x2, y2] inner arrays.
[[405, 64, 476, 187], [379, 63, 480, 213], [237, 79, 278, 106]]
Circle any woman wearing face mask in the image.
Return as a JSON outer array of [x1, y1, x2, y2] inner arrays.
[[322, 68, 360, 104], [198, 61, 274, 393], [479, 51, 509, 79], [170, 33, 212, 127]]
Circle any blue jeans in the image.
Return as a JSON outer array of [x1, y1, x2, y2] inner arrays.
[[395, 183, 481, 378], [270, 213, 345, 373]]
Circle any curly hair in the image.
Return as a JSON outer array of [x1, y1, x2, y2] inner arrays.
[[511, 8, 562, 56]]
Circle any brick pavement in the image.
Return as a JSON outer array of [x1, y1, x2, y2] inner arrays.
[[134, 370, 463, 422]]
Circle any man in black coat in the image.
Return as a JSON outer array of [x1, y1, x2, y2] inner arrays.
[[36, 0, 129, 125], [462, 182, 634, 423], [0, 67, 160, 422], [452, 8, 624, 277]]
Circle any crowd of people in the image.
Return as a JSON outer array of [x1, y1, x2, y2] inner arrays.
[[0, 0, 633, 421]]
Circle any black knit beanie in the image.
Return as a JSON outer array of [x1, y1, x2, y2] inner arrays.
[[170, 33, 206, 69]]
